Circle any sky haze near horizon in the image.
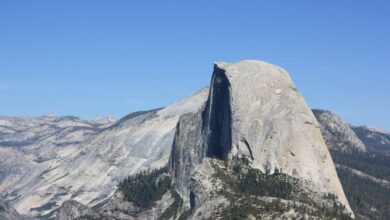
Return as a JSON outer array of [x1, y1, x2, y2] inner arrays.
[[0, 1, 389, 130]]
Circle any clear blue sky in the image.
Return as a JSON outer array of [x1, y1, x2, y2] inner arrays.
[[0, 1, 389, 130]]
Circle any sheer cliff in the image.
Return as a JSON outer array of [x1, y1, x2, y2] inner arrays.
[[170, 60, 353, 218]]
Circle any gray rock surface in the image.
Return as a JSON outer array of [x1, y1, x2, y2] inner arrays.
[[0, 148, 39, 195], [0, 200, 31, 220], [170, 60, 353, 216], [0, 115, 103, 162], [0, 88, 208, 218], [55, 200, 92, 220], [90, 115, 116, 128]]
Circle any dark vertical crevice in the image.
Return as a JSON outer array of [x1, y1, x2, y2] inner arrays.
[[206, 66, 232, 160], [169, 121, 180, 175], [189, 191, 196, 209]]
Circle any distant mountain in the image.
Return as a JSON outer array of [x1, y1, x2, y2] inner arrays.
[[313, 110, 390, 220], [0, 115, 105, 216], [313, 109, 366, 152], [0, 115, 106, 162], [352, 126, 390, 154], [0, 88, 208, 218], [90, 115, 116, 128]]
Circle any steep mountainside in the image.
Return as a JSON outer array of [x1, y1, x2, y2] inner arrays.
[[0, 89, 208, 218], [313, 110, 390, 220], [168, 60, 353, 218]]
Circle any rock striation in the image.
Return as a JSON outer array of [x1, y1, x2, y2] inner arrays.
[[170, 60, 353, 216], [0, 200, 31, 220]]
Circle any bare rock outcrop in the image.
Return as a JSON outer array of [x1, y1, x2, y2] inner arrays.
[[170, 60, 353, 217]]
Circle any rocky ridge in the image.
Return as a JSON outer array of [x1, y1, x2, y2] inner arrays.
[[313, 109, 366, 152]]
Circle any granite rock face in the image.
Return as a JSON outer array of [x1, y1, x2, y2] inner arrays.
[[170, 108, 206, 196], [170, 60, 353, 216], [0, 200, 31, 220], [313, 109, 366, 152]]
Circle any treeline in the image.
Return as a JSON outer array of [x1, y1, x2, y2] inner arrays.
[[229, 157, 298, 199], [213, 157, 352, 220], [118, 167, 171, 209], [331, 149, 390, 181], [237, 168, 296, 199], [330, 149, 390, 220], [336, 167, 390, 220]]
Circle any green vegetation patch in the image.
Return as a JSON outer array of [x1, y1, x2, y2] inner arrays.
[[178, 208, 193, 220], [336, 166, 390, 220], [210, 157, 353, 220], [211, 157, 299, 200], [119, 167, 171, 209], [238, 168, 297, 199], [159, 190, 183, 220], [331, 149, 390, 181], [331, 149, 390, 220]]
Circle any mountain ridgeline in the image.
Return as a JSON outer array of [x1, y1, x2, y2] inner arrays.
[[0, 60, 389, 220]]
